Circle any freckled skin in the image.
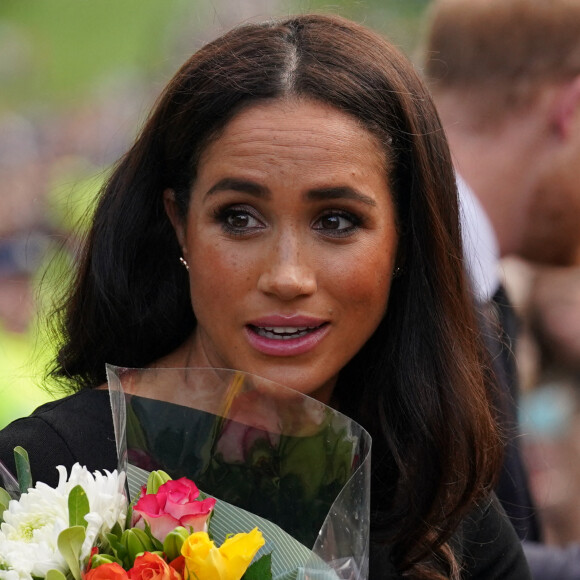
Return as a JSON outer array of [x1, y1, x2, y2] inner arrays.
[[165, 99, 398, 403]]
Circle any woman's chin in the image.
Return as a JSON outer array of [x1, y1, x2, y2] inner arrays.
[[243, 366, 337, 405]]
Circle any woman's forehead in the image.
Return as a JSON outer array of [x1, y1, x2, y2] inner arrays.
[[198, 98, 389, 171]]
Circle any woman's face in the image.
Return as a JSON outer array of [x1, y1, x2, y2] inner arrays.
[[165, 99, 398, 403]]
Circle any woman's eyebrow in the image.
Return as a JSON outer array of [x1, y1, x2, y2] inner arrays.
[[307, 186, 377, 207], [205, 178, 269, 199], [204, 179, 377, 207]]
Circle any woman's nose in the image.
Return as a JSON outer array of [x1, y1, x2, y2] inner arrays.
[[257, 237, 317, 300]]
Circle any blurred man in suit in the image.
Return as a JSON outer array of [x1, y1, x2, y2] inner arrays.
[[423, 0, 580, 577]]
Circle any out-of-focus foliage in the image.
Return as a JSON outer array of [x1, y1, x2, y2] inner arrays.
[[293, 0, 430, 53], [0, 0, 430, 114], [0, 0, 194, 111], [0, 0, 193, 427]]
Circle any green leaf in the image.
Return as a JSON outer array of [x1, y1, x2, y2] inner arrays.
[[242, 553, 273, 580], [96, 522, 122, 558], [163, 526, 189, 561], [109, 521, 124, 539], [46, 569, 67, 580], [105, 530, 128, 563], [0, 487, 12, 522], [125, 504, 133, 528], [145, 470, 171, 494], [14, 447, 32, 494], [91, 554, 121, 569], [57, 526, 86, 580], [68, 485, 90, 528], [122, 528, 155, 566]]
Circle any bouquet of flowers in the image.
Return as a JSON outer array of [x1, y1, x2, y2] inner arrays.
[[0, 451, 268, 579], [1, 366, 371, 579]]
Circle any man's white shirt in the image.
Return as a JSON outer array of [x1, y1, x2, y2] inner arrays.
[[457, 173, 500, 303]]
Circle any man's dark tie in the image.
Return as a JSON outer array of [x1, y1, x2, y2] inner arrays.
[[481, 284, 541, 542]]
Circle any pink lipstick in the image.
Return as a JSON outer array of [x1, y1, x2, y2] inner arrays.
[[245, 315, 329, 356]]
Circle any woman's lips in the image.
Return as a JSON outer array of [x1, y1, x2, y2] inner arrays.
[[245, 318, 330, 356]]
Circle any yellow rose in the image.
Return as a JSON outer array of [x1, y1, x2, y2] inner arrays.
[[218, 529, 265, 579], [181, 529, 265, 580], [181, 532, 222, 578]]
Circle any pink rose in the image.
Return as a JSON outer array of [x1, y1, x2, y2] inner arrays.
[[133, 478, 216, 542]]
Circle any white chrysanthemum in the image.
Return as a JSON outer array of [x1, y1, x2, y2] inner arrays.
[[0, 566, 25, 580], [63, 465, 127, 559], [0, 464, 127, 579]]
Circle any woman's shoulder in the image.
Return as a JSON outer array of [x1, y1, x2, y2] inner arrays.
[[2, 389, 112, 433], [369, 495, 531, 578], [456, 494, 532, 579], [0, 389, 117, 487]]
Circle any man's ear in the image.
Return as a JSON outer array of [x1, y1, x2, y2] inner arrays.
[[552, 75, 580, 140], [163, 189, 187, 251]]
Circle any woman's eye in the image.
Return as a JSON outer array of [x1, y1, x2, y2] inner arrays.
[[227, 212, 253, 228], [217, 207, 264, 234], [313, 212, 360, 236]]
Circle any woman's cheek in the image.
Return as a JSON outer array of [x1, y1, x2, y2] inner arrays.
[[190, 243, 255, 301], [321, 248, 393, 307]]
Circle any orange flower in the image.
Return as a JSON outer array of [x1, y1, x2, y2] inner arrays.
[[169, 556, 186, 577], [85, 562, 129, 580], [129, 552, 183, 580]]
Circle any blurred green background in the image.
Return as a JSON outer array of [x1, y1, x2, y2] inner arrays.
[[0, 0, 430, 428]]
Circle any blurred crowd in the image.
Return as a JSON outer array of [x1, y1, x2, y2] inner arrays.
[[0, 24, 154, 426], [504, 256, 580, 546]]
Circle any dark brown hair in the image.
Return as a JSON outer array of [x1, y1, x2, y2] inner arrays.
[[50, 14, 501, 578], [423, 0, 580, 119]]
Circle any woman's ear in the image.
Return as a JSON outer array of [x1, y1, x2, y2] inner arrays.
[[163, 189, 187, 250]]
